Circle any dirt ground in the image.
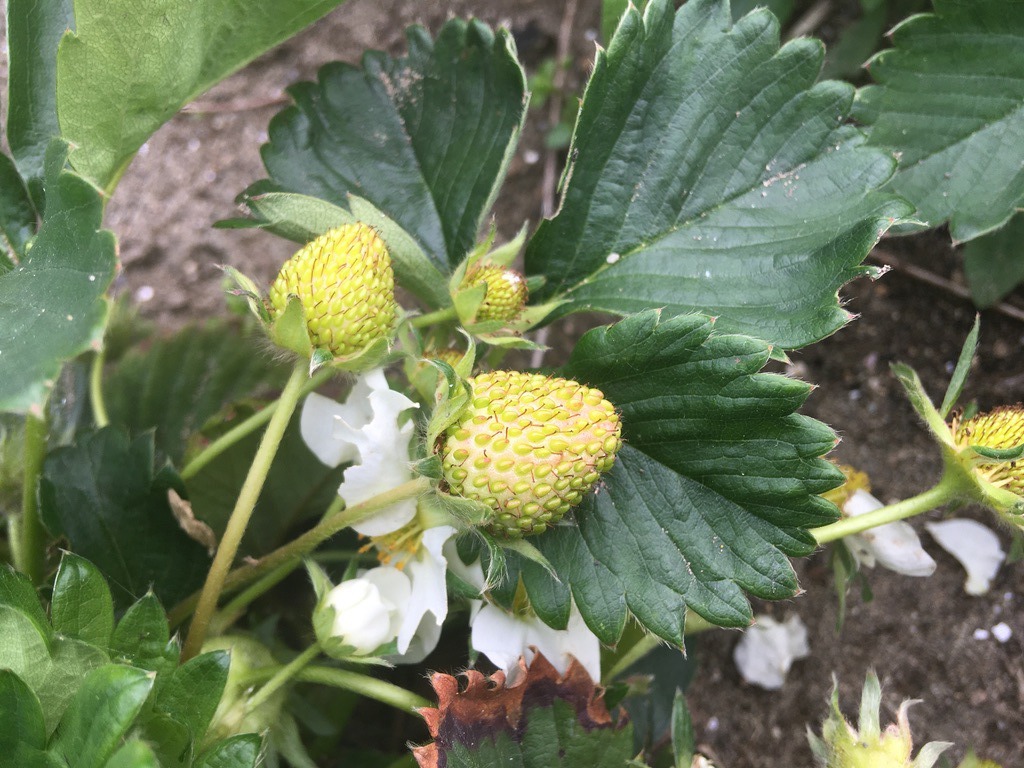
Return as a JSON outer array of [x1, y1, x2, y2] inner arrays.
[[5, 0, 1023, 765]]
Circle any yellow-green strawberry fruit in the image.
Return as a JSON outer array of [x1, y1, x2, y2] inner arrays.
[[952, 406, 1024, 495], [269, 223, 397, 357], [461, 262, 528, 322], [440, 371, 622, 537]]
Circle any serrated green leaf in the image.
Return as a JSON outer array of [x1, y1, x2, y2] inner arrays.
[[856, 0, 1024, 242], [51, 553, 115, 648], [39, 428, 210, 609], [522, 312, 841, 644], [257, 18, 527, 272], [49, 665, 153, 768], [0, 153, 36, 263], [101, 740, 160, 768], [4, 0, 74, 206], [964, 215, 1024, 308], [193, 733, 262, 768], [153, 649, 229, 746], [0, 669, 46, 752], [525, 0, 910, 350], [104, 322, 288, 465], [109, 594, 173, 670], [939, 315, 979, 419], [56, 0, 346, 192], [0, 150, 117, 414], [0, 564, 51, 641]]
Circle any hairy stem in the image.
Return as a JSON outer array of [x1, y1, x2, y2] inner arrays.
[[89, 349, 109, 428], [409, 306, 458, 329], [241, 665, 431, 713], [11, 414, 47, 584], [182, 362, 308, 660], [245, 643, 321, 713], [811, 481, 956, 544], [169, 476, 432, 628], [180, 367, 333, 482]]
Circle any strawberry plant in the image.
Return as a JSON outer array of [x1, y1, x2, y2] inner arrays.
[[1, 0, 1022, 766]]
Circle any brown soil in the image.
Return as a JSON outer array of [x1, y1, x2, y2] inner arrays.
[[7, 0, 1023, 765]]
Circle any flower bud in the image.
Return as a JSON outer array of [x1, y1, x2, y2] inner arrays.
[[269, 223, 397, 358], [316, 568, 410, 656]]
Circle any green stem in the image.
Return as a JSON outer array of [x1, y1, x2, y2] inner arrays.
[[241, 665, 431, 713], [604, 611, 715, 683], [410, 306, 458, 329], [209, 560, 298, 636], [11, 414, 47, 584], [246, 643, 321, 713], [181, 367, 334, 482], [182, 362, 308, 660], [811, 481, 956, 545], [90, 349, 109, 428], [169, 476, 432, 628]]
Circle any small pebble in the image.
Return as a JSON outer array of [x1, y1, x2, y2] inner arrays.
[[991, 622, 1012, 643], [707, 717, 720, 732], [523, 149, 540, 165], [973, 628, 990, 640], [135, 285, 155, 303]]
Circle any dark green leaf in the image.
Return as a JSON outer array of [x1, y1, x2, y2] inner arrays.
[[963, 215, 1024, 308], [155, 651, 230, 747], [49, 665, 153, 768], [56, 0, 346, 192], [4, 0, 74, 205], [136, 713, 192, 768], [187, 410, 347, 557], [0, 148, 118, 414], [109, 595, 177, 678], [105, 322, 288, 465], [939, 315, 979, 419], [523, 312, 841, 644], [51, 553, 115, 648], [856, 0, 1024, 242], [193, 733, 262, 768], [258, 18, 527, 272], [525, 0, 909, 349], [0, 153, 36, 263], [39, 428, 210, 609], [0, 564, 51, 641], [620, 645, 697, 755], [0, 669, 46, 751], [101, 740, 160, 768], [671, 690, 695, 768]]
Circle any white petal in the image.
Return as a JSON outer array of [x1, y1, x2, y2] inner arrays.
[[733, 614, 810, 690], [394, 526, 455, 655], [325, 579, 397, 654], [844, 490, 936, 577], [925, 519, 1005, 595], [300, 392, 359, 467], [442, 537, 485, 593], [361, 566, 413, 641], [471, 602, 601, 683]]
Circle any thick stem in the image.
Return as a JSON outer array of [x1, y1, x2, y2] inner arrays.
[[180, 367, 333, 482], [169, 476, 432, 628], [241, 665, 431, 713], [90, 349, 109, 428], [810, 481, 956, 545], [182, 363, 308, 660], [12, 414, 47, 584], [245, 643, 321, 713], [409, 306, 458, 329]]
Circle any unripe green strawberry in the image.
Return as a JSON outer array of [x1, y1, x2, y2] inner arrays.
[[268, 223, 397, 358], [440, 371, 622, 537], [461, 262, 528, 322]]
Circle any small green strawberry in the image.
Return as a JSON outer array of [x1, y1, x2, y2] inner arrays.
[[460, 262, 528, 322], [439, 370, 622, 537], [268, 223, 397, 358]]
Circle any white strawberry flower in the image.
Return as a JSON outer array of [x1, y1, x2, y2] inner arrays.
[[470, 600, 601, 683], [301, 368, 419, 536], [323, 567, 410, 655]]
